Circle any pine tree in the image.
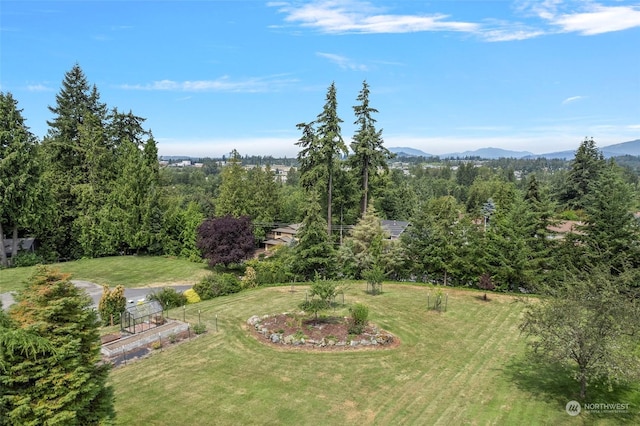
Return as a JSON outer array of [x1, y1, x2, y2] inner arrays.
[[296, 83, 347, 236], [350, 81, 394, 216], [292, 192, 336, 280], [483, 194, 537, 292], [345, 201, 387, 278], [558, 137, 606, 210], [1, 267, 114, 424], [579, 162, 640, 276], [215, 150, 249, 217], [0, 92, 40, 267], [402, 195, 463, 285], [41, 64, 108, 259]]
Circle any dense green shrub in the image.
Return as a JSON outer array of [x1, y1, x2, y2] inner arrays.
[[193, 273, 241, 300], [193, 323, 207, 334], [244, 246, 295, 285], [241, 266, 258, 289], [98, 284, 126, 326], [349, 303, 369, 334], [12, 251, 44, 267], [148, 287, 187, 310]]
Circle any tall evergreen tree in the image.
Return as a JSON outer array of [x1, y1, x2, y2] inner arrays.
[[0, 92, 40, 267], [349, 81, 394, 216], [292, 191, 336, 280], [579, 162, 640, 276], [296, 82, 347, 236], [483, 194, 538, 292], [0, 267, 114, 424], [215, 150, 249, 217], [558, 137, 606, 210], [41, 64, 108, 259], [402, 195, 464, 284]]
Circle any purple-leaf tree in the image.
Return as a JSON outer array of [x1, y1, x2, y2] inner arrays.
[[196, 215, 255, 267], [478, 273, 495, 301]]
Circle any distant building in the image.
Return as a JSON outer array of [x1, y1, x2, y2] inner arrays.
[[263, 223, 302, 250]]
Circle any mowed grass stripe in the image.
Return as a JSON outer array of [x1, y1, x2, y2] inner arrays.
[[372, 292, 520, 424], [109, 284, 639, 425]]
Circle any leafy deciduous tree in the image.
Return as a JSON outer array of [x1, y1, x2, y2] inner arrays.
[[521, 271, 640, 399], [196, 215, 255, 267]]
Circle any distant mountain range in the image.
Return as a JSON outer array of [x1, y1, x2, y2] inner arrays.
[[389, 139, 640, 160]]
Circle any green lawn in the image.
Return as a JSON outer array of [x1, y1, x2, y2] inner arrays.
[[0, 256, 210, 293], [109, 284, 639, 425]]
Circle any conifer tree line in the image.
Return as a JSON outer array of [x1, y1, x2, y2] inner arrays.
[[2, 64, 640, 297]]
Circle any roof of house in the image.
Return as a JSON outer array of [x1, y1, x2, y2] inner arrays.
[[381, 220, 410, 239], [270, 223, 302, 235]]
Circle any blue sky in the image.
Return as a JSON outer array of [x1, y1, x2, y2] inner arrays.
[[2, 0, 639, 157]]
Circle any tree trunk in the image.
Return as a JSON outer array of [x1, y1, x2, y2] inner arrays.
[[579, 368, 587, 399], [361, 167, 369, 217], [0, 222, 7, 267], [10, 226, 19, 267], [327, 172, 333, 236]]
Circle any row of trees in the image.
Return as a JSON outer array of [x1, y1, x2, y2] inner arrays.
[[0, 65, 207, 265]]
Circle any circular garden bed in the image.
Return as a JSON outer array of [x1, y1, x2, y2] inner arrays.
[[247, 312, 397, 350]]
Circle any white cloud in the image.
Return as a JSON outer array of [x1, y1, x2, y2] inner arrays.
[[316, 52, 368, 71], [562, 95, 585, 104], [553, 4, 640, 35], [529, 2, 640, 35], [119, 75, 297, 93], [272, 0, 640, 41], [271, 0, 479, 34], [26, 84, 53, 92]]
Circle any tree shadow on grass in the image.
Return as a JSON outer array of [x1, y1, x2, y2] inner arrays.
[[505, 354, 640, 423]]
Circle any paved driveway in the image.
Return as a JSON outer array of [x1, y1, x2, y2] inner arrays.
[[1, 281, 193, 311]]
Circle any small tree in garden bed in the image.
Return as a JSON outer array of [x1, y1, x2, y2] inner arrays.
[[349, 303, 369, 334], [299, 276, 338, 319]]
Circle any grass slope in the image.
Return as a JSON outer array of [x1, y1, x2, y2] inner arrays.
[[109, 284, 639, 425], [0, 256, 210, 293]]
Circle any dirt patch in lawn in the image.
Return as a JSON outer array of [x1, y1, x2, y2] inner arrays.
[[248, 313, 399, 351]]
